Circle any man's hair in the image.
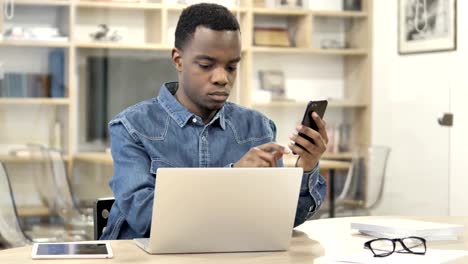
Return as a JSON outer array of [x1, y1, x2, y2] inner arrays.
[[175, 3, 240, 50]]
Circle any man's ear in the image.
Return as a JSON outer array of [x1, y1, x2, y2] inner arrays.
[[172, 48, 183, 72]]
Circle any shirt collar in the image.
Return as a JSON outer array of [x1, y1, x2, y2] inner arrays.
[[157, 81, 226, 130]]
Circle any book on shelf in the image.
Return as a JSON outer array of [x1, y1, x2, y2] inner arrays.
[[48, 49, 65, 98], [0, 73, 50, 98], [0, 49, 65, 98]]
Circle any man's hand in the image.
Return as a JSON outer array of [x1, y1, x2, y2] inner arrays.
[[288, 112, 328, 172], [234, 142, 290, 168]]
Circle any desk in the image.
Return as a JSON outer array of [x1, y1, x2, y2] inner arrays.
[[1, 216, 467, 264]]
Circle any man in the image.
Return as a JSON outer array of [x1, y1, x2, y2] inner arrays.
[[101, 3, 327, 240]]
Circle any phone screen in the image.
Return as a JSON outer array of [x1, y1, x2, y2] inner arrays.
[[36, 243, 109, 255]]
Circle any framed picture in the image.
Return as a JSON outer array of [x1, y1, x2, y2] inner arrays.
[[398, 0, 457, 54], [259, 70, 287, 101]]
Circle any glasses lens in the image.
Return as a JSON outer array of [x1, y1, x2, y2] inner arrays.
[[401, 237, 426, 254], [370, 239, 394, 255]]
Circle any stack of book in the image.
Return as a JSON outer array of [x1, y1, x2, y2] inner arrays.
[[0, 73, 51, 98]]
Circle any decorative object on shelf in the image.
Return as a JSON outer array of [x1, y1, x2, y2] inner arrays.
[[342, 0, 361, 11], [89, 24, 122, 42], [254, 27, 291, 47], [3, 26, 68, 42], [278, 0, 303, 8], [258, 70, 291, 101], [321, 39, 348, 49], [399, 0, 457, 54]]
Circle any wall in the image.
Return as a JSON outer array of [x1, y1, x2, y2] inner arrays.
[[372, 0, 468, 215]]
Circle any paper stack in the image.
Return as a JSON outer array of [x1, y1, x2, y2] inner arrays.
[[351, 218, 464, 241]]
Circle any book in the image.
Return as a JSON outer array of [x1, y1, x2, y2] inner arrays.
[[351, 218, 464, 241]]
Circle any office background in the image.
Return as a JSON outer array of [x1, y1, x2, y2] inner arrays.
[[0, 0, 467, 245]]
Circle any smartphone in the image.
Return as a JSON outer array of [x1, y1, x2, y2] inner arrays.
[[295, 100, 328, 151]]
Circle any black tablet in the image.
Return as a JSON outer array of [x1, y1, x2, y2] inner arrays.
[[31, 241, 113, 259]]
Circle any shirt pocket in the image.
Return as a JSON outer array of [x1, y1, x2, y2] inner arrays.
[[150, 158, 178, 174]]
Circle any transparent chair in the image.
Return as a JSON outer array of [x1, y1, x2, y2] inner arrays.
[[6, 145, 92, 241], [314, 145, 391, 218], [338, 145, 391, 216], [0, 162, 31, 248], [46, 148, 94, 239], [24, 146, 93, 240]]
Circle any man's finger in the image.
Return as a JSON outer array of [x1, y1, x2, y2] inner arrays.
[[257, 142, 290, 154], [312, 112, 328, 144]]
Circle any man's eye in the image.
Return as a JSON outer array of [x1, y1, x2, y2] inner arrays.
[[227, 66, 237, 72], [199, 64, 212, 69]]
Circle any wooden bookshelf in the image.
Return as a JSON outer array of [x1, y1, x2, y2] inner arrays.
[[252, 7, 309, 16], [75, 42, 172, 50], [0, 98, 70, 105], [312, 10, 368, 18], [74, 152, 113, 165], [0, 0, 373, 198], [250, 47, 368, 56], [76, 1, 163, 10], [0, 40, 70, 48], [252, 100, 368, 108], [14, 0, 70, 6], [0, 154, 71, 162]]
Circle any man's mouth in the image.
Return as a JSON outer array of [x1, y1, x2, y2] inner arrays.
[[208, 91, 229, 101]]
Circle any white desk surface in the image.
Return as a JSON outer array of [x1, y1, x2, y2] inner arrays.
[[1, 216, 467, 264]]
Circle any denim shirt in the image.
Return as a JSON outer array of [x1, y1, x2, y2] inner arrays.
[[101, 82, 327, 240]]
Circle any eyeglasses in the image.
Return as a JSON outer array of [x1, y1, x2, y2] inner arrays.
[[364, 236, 427, 257]]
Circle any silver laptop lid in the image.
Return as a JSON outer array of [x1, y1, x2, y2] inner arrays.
[[148, 167, 303, 254]]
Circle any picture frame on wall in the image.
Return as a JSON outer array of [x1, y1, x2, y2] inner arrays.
[[398, 0, 457, 54]]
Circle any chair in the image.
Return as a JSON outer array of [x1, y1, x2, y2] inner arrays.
[[37, 147, 94, 240], [314, 145, 391, 218], [7, 145, 93, 241], [94, 197, 115, 240], [0, 162, 31, 248]]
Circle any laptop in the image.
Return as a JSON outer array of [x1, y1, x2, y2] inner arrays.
[[134, 167, 303, 254]]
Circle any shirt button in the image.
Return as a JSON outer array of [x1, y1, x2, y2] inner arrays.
[[192, 118, 197, 123]]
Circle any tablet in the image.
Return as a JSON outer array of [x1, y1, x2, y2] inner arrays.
[[31, 241, 113, 259]]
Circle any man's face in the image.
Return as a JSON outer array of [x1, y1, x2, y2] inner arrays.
[[172, 26, 242, 118]]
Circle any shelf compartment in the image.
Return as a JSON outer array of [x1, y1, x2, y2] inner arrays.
[[75, 6, 163, 45], [77, 1, 163, 10]]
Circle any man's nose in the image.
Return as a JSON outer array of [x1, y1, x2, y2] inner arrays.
[[211, 67, 228, 86]]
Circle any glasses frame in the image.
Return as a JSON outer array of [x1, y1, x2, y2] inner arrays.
[[364, 236, 427, 257]]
